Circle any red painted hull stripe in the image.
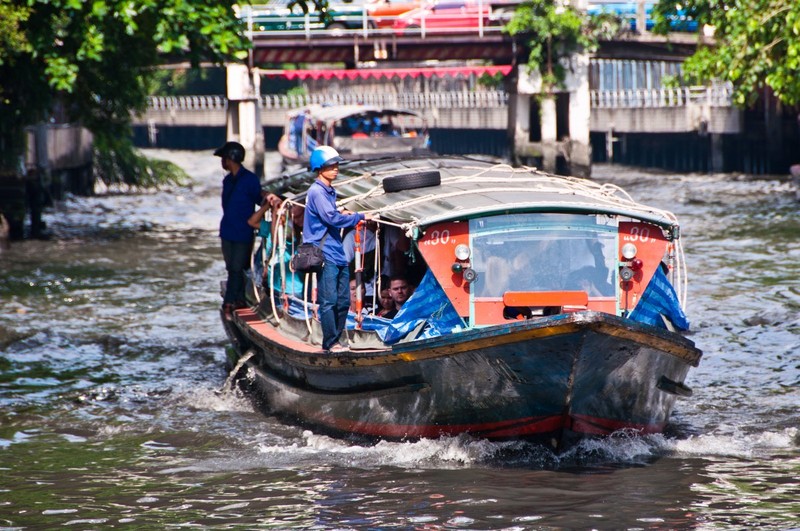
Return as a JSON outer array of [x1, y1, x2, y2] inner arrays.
[[300, 412, 664, 439], [569, 414, 666, 435]]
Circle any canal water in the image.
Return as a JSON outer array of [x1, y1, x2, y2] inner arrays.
[[1, 150, 798, 529]]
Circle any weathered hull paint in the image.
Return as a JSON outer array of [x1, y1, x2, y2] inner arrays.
[[223, 309, 700, 451]]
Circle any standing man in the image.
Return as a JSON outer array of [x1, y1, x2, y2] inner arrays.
[[215, 141, 262, 318], [303, 146, 372, 353]]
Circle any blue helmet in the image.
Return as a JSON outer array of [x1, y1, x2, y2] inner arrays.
[[309, 146, 344, 172]]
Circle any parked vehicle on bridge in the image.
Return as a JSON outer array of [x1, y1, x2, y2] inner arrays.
[[241, 0, 372, 34], [367, 0, 425, 28], [587, 1, 698, 32], [242, 0, 517, 36], [277, 104, 431, 171], [392, 0, 495, 35]]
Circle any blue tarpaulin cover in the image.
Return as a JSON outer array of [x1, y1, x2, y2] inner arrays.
[[629, 266, 690, 331], [347, 269, 465, 344], [279, 270, 464, 345]]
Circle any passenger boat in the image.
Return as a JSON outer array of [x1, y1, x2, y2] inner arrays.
[[276, 104, 431, 171], [221, 156, 702, 451]]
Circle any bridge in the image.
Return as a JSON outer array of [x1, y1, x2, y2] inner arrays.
[[137, 3, 744, 176], [140, 84, 734, 134], [135, 81, 740, 174]]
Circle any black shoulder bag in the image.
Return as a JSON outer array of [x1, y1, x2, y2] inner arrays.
[[290, 233, 328, 274]]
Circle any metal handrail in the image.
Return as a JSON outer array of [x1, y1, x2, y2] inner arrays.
[[146, 85, 733, 112], [590, 84, 734, 109], [238, 1, 514, 40], [146, 91, 510, 111]]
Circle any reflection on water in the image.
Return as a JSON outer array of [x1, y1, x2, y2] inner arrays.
[[1, 152, 798, 529]]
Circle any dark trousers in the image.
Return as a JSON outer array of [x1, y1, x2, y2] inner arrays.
[[221, 238, 253, 305], [318, 263, 350, 350]]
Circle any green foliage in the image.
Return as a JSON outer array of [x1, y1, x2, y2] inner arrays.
[[505, 0, 611, 92], [0, 3, 32, 61], [653, 0, 800, 106], [287, 85, 309, 97], [94, 135, 188, 189], [660, 74, 682, 89], [149, 67, 227, 96], [0, 0, 251, 184], [477, 72, 507, 90]]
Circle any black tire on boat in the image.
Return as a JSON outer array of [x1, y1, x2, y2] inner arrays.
[[382, 170, 441, 193]]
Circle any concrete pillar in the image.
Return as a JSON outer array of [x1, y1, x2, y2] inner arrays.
[[710, 133, 724, 173], [636, 0, 647, 34], [567, 52, 592, 177], [510, 59, 592, 176], [539, 95, 557, 173], [225, 64, 265, 178], [507, 88, 530, 165], [510, 65, 541, 167]]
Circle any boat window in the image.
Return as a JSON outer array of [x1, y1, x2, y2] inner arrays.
[[469, 214, 617, 298]]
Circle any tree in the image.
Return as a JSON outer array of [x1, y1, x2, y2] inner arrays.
[[504, 0, 619, 92], [652, 0, 800, 106], [0, 0, 251, 185]]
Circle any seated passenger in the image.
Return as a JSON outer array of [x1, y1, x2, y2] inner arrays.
[[382, 275, 414, 320], [349, 279, 372, 315], [381, 224, 425, 287], [249, 195, 305, 298], [377, 288, 394, 318], [247, 192, 283, 232]]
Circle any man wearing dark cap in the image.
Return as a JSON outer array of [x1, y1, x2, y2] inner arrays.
[[214, 141, 262, 318]]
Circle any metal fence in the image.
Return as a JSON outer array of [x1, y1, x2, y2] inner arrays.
[[590, 84, 734, 109], [238, 1, 517, 40], [147, 86, 734, 113], [147, 91, 510, 111]]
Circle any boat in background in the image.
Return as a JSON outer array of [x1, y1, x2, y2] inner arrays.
[[277, 104, 431, 171], [222, 156, 702, 452]]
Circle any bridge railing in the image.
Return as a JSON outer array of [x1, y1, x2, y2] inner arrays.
[[147, 95, 229, 111], [146, 86, 733, 114], [239, 1, 517, 40], [260, 91, 509, 109], [147, 91, 510, 111], [590, 84, 734, 109]]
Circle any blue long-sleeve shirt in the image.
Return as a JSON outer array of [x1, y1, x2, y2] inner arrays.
[[303, 180, 365, 266], [219, 166, 261, 243]]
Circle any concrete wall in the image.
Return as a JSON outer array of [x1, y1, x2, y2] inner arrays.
[[592, 105, 741, 134], [1, 123, 93, 240], [511, 59, 593, 178], [136, 94, 509, 130]]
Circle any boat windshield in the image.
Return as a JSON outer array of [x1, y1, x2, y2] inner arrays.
[[469, 213, 617, 298]]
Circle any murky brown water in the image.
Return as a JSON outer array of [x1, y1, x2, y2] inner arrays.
[[1, 151, 798, 529]]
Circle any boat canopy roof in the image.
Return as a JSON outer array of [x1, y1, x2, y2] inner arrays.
[[288, 104, 425, 124], [268, 156, 681, 235]]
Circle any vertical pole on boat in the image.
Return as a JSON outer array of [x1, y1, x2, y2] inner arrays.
[[278, 220, 288, 312], [354, 221, 364, 329], [311, 273, 319, 319]]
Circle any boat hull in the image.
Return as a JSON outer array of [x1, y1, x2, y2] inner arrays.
[[223, 309, 700, 451]]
